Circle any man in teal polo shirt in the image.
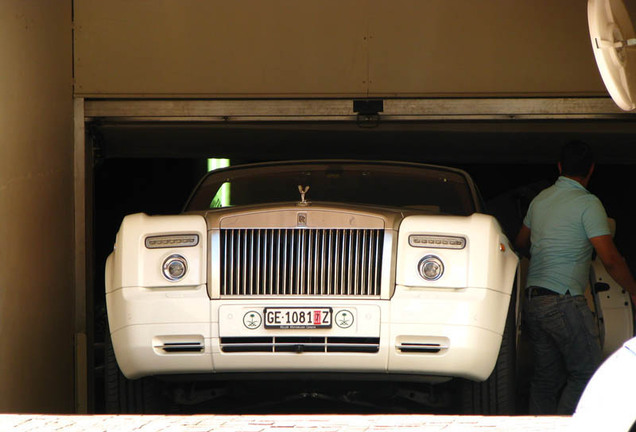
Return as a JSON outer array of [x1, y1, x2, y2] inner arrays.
[[516, 141, 636, 415]]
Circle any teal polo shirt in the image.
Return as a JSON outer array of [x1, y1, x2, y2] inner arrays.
[[523, 176, 610, 296]]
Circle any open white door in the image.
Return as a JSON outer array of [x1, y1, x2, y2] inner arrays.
[[590, 259, 634, 358], [588, 218, 634, 358], [588, 0, 636, 110]]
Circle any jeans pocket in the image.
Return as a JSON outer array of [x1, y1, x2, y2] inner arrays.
[[575, 297, 600, 340]]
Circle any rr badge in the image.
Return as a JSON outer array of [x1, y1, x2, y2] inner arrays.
[[297, 212, 307, 227]]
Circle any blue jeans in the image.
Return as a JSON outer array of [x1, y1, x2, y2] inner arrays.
[[523, 292, 602, 415]]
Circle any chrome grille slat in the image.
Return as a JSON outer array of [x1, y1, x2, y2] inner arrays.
[[220, 228, 384, 296], [338, 230, 345, 295], [267, 229, 274, 295], [241, 230, 247, 295], [254, 230, 260, 295], [360, 230, 368, 294], [367, 230, 375, 294], [281, 230, 288, 295], [350, 231, 356, 295], [298, 230, 304, 295], [326, 230, 332, 295]]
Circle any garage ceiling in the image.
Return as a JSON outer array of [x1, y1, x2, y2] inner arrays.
[[89, 120, 636, 163]]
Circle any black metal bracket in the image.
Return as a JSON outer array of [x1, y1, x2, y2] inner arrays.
[[353, 99, 383, 128]]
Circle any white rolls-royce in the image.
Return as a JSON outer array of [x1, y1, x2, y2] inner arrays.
[[105, 160, 521, 414]]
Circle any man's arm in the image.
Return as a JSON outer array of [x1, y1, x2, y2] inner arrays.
[[515, 224, 531, 258], [590, 234, 636, 304]]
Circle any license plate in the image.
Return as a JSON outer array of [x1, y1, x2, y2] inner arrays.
[[264, 307, 332, 329]]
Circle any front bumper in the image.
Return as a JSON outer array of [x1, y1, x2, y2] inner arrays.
[[107, 285, 510, 382]]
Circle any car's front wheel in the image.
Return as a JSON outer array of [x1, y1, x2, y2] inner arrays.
[[459, 289, 517, 415], [104, 326, 164, 414]]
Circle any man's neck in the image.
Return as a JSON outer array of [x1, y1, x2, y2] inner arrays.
[[562, 174, 588, 188]]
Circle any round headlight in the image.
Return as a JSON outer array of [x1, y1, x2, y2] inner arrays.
[[418, 255, 444, 281], [162, 254, 188, 281]]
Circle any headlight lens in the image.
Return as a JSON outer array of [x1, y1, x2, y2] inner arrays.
[[162, 254, 188, 281], [418, 255, 444, 281]]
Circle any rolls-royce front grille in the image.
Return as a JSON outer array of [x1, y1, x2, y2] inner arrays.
[[220, 228, 384, 296]]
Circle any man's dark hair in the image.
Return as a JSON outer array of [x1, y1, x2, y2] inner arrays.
[[560, 140, 595, 177]]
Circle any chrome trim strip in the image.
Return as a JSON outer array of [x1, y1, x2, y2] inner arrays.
[[157, 342, 205, 353], [220, 336, 380, 353], [396, 343, 449, 354]]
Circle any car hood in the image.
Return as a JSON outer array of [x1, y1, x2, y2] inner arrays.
[[187, 201, 444, 231]]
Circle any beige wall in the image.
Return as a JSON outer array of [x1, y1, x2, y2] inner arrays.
[[0, 1, 74, 412], [74, 0, 607, 98]]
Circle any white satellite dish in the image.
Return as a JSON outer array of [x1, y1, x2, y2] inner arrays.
[[588, 0, 636, 111], [572, 337, 636, 431]]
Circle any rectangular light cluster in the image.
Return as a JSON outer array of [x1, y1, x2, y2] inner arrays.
[[145, 234, 200, 249], [408, 234, 466, 249]]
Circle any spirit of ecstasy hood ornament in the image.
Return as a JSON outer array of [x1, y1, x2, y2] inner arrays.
[[297, 185, 310, 206]]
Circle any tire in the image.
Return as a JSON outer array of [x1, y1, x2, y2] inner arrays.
[[460, 287, 517, 415], [104, 326, 163, 414]]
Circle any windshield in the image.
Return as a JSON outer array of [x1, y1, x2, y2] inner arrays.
[[185, 162, 476, 216]]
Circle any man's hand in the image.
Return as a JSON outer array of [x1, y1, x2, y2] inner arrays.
[[590, 235, 636, 298], [515, 224, 531, 258]]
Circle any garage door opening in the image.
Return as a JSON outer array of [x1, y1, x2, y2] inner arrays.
[[82, 100, 636, 414]]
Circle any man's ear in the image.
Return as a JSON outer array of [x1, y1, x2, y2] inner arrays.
[[585, 163, 595, 182]]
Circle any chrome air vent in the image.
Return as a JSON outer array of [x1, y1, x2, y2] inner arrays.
[[155, 342, 203, 354], [220, 336, 380, 353], [220, 228, 384, 296], [153, 338, 204, 354], [396, 342, 448, 354]]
